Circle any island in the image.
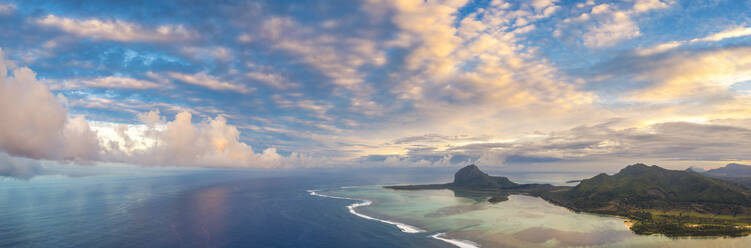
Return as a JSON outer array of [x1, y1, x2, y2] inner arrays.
[[385, 164, 751, 237]]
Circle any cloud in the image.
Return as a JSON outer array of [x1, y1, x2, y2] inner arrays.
[[369, 120, 751, 169], [271, 94, 333, 118], [534, 121, 751, 162], [253, 15, 388, 115], [6, 1, 751, 172], [246, 71, 298, 90], [558, 0, 672, 48], [237, 33, 253, 43], [0, 3, 15, 15], [691, 26, 751, 43], [0, 152, 45, 179], [582, 7, 640, 48], [61, 95, 200, 120], [263, 0, 608, 164], [638, 25, 751, 55], [259, 17, 386, 87], [597, 45, 751, 101], [100, 110, 313, 168], [0, 48, 100, 162], [167, 71, 252, 93], [180, 46, 233, 62], [632, 0, 671, 13], [393, 134, 490, 145], [363, 0, 596, 126], [0, 53, 315, 170], [635, 41, 682, 55], [35, 14, 197, 42], [45, 76, 162, 90], [244, 62, 300, 90], [634, 47, 751, 100]]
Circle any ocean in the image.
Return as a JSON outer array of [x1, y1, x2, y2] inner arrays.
[[0, 167, 459, 248], [2, 167, 751, 248]]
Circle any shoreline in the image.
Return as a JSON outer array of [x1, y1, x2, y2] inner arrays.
[[307, 189, 480, 248], [306, 189, 425, 233], [430, 233, 481, 248]]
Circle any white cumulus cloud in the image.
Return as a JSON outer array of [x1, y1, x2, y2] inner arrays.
[[0, 48, 101, 162]]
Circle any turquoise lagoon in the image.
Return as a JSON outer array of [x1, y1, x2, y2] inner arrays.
[[327, 186, 751, 248]]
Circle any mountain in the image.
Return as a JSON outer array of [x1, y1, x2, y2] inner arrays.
[[545, 164, 751, 236], [387, 163, 751, 237], [452, 164, 517, 188], [384, 164, 556, 199], [557, 164, 751, 213], [705, 163, 751, 178], [701, 163, 751, 191]]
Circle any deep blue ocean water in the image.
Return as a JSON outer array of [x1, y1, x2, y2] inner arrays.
[[0, 168, 467, 248]]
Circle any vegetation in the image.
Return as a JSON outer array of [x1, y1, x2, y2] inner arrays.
[[702, 163, 751, 189], [628, 210, 751, 237], [552, 164, 751, 211], [386, 163, 751, 237]]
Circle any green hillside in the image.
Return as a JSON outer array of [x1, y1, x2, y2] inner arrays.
[[546, 164, 751, 236], [565, 164, 751, 212]]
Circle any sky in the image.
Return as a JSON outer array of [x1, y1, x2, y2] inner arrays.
[[2, 0, 751, 178]]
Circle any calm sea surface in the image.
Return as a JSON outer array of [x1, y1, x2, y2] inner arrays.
[[2, 167, 751, 247], [0, 168, 456, 248]]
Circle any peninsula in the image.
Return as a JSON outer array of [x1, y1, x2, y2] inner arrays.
[[385, 164, 751, 237]]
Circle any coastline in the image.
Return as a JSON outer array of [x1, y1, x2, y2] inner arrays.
[[306, 189, 425, 233], [307, 189, 480, 248], [430, 233, 481, 248]]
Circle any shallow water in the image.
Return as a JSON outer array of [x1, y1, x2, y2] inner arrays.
[[330, 186, 751, 248]]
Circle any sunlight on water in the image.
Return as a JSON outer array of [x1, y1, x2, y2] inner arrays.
[[331, 186, 751, 248]]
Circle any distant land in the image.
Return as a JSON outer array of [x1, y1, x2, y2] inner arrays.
[[386, 164, 751, 237], [705, 163, 751, 177], [699, 163, 751, 192]]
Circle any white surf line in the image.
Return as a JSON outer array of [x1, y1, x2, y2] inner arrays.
[[308, 189, 482, 248], [430, 233, 481, 248], [307, 189, 425, 233]]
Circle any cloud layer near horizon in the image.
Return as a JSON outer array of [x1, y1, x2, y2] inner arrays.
[[2, 0, 751, 176], [0, 49, 304, 174]]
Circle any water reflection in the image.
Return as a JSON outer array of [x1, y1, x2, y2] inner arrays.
[[513, 227, 632, 246], [191, 186, 229, 246]]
